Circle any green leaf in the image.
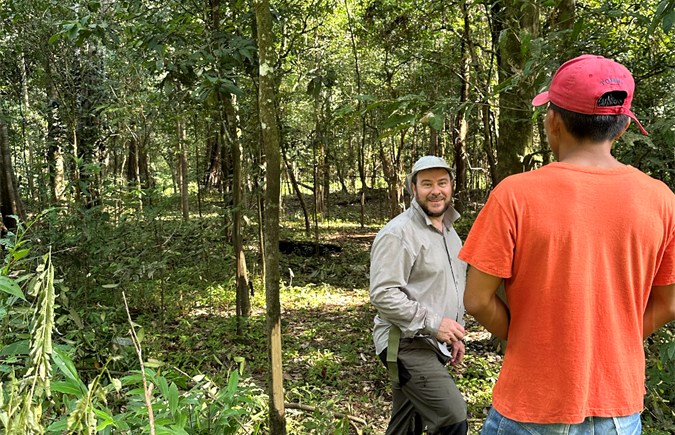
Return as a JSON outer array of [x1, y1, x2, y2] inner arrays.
[[51, 379, 85, 396], [0, 276, 25, 300], [428, 113, 443, 131], [570, 17, 584, 40], [219, 81, 244, 97], [664, 9, 675, 33], [154, 424, 182, 435], [157, 376, 169, 400], [12, 249, 30, 261], [382, 114, 414, 129], [168, 382, 179, 416], [69, 308, 84, 329], [93, 408, 114, 422], [53, 348, 85, 391], [228, 368, 239, 395], [46, 417, 69, 432], [49, 34, 59, 44], [0, 340, 29, 356], [498, 29, 508, 48], [666, 342, 675, 360], [169, 425, 189, 435]]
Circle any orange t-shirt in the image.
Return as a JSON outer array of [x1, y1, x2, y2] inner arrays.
[[458, 163, 675, 424]]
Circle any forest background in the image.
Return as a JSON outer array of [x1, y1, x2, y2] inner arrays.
[[1, 0, 675, 433]]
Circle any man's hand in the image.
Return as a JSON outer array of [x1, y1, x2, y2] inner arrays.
[[449, 340, 465, 366], [436, 318, 465, 344]]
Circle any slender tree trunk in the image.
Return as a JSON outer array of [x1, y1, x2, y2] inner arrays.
[[19, 53, 36, 203], [204, 132, 221, 189], [483, 106, 499, 187], [454, 3, 471, 213], [323, 150, 330, 220], [379, 141, 400, 219], [254, 0, 286, 432], [281, 144, 310, 234], [177, 117, 189, 220], [225, 95, 251, 328], [127, 137, 143, 211], [344, 0, 367, 227], [138, 139, 152, 189], [46, 66, 65, 204], [0, 108, 27, 229], [254, 142, 266, 281], [429, 125, 438, 156]]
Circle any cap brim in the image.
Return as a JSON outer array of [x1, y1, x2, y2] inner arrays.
[[627, 111, 648, 135], [532, 91, 550, 107]]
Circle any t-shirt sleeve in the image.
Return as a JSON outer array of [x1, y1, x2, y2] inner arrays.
[[458, 194, 516, 278], [654, 227, 675, 286]]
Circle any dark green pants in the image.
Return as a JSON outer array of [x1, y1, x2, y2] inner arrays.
[[380, 337, 468, 435]]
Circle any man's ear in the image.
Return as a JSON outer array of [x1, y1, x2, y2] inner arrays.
[[614, 118, 631, 140], [545, 108, 564, 138], [411, 182, 417, 197]]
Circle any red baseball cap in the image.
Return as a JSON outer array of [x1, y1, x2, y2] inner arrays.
[[532, 54, 648, 135]]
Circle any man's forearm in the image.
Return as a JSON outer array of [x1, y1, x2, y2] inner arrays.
[[464, 266, 509, 340], [643, 283, 675, 338], [467, 294, 510, 341]]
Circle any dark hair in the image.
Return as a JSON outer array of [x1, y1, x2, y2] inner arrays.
[[549, 91, 630, 142], [411, 168, 454, 186]]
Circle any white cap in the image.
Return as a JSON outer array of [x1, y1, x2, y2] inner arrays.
[[405, 156, 454, 195]]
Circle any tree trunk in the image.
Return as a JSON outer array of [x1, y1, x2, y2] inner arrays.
[[254, 139, 266, 281], [379, 141, 400, 219], [496, 0, 539, 182], [0, 108, 27, 230], [128, 137, 144, 211], [46, 66, 65, 204], [345, 0, 367, 227], [483, 106, 499, 188], [177, 117, 189, 220], [429, 125, 438, 156], [127, 138, 140, 187], [204, 131, 221, 189], [224, 95, 251, 328], [556, 0, 576, 32], [254, 0, 286, 433], [19, 53, 35, 203], [454, 3, 471, 213], [312, 89, 324, 217], [323, 150, 330, 220], [463, 2, 498, 189], [281, 144, 310, 234]]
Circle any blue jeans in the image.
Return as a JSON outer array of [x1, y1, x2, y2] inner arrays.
[[480, 407, 641, 435]]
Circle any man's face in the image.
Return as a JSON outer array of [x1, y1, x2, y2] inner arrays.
[[411, 168, 453, 218]]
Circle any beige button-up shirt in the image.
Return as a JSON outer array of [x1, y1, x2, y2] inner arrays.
[[370, 199, 466, 356]]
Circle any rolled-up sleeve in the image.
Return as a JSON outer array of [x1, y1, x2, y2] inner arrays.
[[370, 233, 439, 338]]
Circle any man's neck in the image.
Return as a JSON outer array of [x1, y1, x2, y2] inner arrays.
[[429, 214, 444, 232], [557, 140, 623, 168]]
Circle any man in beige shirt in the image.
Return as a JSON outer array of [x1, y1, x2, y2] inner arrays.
[[370, 156, 468, 435]]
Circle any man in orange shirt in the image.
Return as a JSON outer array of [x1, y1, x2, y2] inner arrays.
[[458, 55, 675, 434]]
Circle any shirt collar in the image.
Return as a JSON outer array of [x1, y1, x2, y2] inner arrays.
[[410, 198, 461, 230]]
